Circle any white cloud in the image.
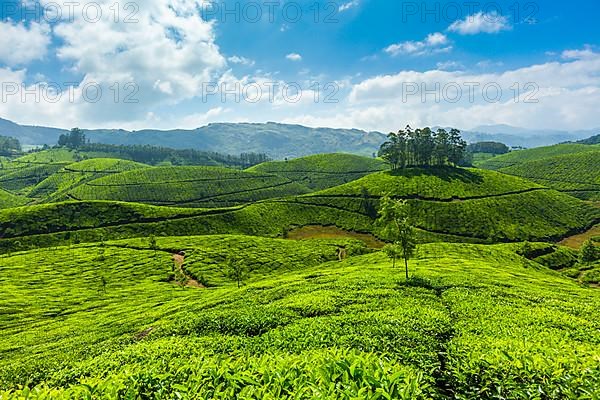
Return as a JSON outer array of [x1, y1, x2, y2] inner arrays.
[[561, 47, 596, 60], [0, 20, 51, 66], [339, 0, 360, 12], [228, 56, 255, 67], [448, 12, 511, 35], [286, 53, 303, 62], [385, 33, 452, 57], [9, 0, 227, 126], [280, 50, 600, 132], [436, 61, 464, 71], [179, 107, 229, 129]]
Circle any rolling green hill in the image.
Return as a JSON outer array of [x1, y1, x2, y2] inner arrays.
[[65, 166, 311, 207], [478, 143, 600, 170], [0, 162, 70, 194], [298, 167, 599, 242], [0, 188, 28, 209], [1, 237, 599, 397], [498, 150, 600, 200], [248, 153, 387, 190], [1, 167, 597, 253], [29, 158, 149, 201]]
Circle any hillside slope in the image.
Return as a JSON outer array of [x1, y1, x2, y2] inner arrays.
[[0, 188, 28, 209], [1, 168, 597, 253], [478, 143, 600, 170], [301, 167, 599, 241], [1, 237, 599, 398], [248, 153, 387, 190], [29, 158, 149, 201], [499, 150, 600, 200], [66, 166, 311, 207]]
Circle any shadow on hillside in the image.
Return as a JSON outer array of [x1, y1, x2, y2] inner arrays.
[[388, 166, 484, 184]]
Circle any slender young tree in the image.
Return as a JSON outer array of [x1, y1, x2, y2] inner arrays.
[[376, 195, 417, 279], [225, 256, 246, 288]]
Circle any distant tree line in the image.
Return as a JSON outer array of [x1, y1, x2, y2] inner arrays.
[[57, 128, 270, 168], [467, 141, 510, 155], [0, 135, 22, 155], [378, 126, 467, 170]]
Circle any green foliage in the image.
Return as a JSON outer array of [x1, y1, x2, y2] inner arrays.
[[0, 135, 21, 155], [1, 240, 600, 397], [58, 128, 87, 149], [377, 195, 416, 278], [478, 143, 600, 170], [78, 142, 270, 168], [248, 153, 386, 191], [66, 166, 310, 207], [498, 150, 600, 200], [467, 141, 510, 155], [308, 167, 599, 243], [224, 255, 246, 288], [378, 127, 466, 170], [28, 158, 149, 200], [0, 188, 28, 209], [580, 239, 599, 264]]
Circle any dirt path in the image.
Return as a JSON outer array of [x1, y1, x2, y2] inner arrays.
[[559, 225, 600, 249], [172, 253, 204, 288]]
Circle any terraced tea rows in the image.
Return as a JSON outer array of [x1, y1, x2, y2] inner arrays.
[[499, 150, 600, 200], [1, 237, 599, 398], [66, 166, 311, 207], [29, 158, 149, 201], [0, 188, 27, 209], [478, 143, 600, 170], [248, 153, 387, 190]]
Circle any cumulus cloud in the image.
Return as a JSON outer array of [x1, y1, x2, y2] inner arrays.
[[385, 33, 451, 57], [228, 56, 255, 66], [290, 50, 600, 132], [286, 53, 303, 62], [0, 20, 51, 66], [448, 12, 511, 35], [0, 0, 228, 127]]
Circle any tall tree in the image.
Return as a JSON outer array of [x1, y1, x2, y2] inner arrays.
[[376, 195, 417, 279], [433, 129, 451, 166], [448, 128, 467, 166]]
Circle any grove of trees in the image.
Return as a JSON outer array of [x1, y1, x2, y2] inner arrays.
[[378, 126, 467, 170], [0, 135, 22, 155], [56, 128, 270, 168], [58, 128, 88, 148], [467, 141, 510, 155]]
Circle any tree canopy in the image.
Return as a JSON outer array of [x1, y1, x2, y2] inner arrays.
[[467, 141, 510, 155], [0, 135, 21, 155], [378, 126, 467, 170]]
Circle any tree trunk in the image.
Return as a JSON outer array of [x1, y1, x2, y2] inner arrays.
[[404, 257, 409, 280], [392, 255, 396, 269]]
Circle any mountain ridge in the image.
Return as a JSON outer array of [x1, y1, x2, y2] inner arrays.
[[1, 117, 599, 159]]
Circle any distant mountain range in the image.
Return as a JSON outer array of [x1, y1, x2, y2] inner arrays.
[[463, 125, 600, 148], [1, 117, 598, 159]]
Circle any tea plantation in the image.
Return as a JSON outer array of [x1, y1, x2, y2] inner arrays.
[[65, 166, 311, 207], [248, 153, 387, 191], [1, 151, 599, 399], [498, 150, 600, 200], [478, 143, 600, 170], [1, 236, 599, 398], [29, 158, 149, 201]]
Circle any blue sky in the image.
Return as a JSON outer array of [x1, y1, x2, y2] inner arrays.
[[0, 0, 599, 131]]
